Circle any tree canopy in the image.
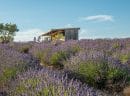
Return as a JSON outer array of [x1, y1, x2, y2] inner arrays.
[[0, 23, 19, 43]]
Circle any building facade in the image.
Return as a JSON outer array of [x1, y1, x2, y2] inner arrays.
[[39, 28, 80, 42]]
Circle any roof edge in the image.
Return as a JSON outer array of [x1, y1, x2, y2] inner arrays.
[[41, 27, 80, 36]]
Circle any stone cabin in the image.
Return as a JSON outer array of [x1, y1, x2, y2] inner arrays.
[[39, 28, 80, 42]]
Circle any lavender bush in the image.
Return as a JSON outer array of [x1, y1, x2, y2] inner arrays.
[[64, 50, 129, 92], [29, 39, 130, 93], [8, 68, 108, 96], [7, 42, 34, 53], [1, 38, 130, 96], [0, 44, 39, 92], [30, 40, 80, 68]]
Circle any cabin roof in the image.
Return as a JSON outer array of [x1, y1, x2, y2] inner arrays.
[[41, 27, 80, 36]]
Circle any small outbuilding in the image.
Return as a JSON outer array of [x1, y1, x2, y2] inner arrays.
[[39, 28, 80, 42]]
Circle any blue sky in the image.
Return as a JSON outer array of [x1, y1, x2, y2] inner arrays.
[[0, 0, 130, 41]]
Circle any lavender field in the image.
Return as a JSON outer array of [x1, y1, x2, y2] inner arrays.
[[0, 38, 130, 96]]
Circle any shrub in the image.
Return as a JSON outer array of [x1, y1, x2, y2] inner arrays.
[[50, 51, 67, 68], [30, 41, 81, 68], [67, 44, 81, 55], [8, 69, 107, 96], [29, 43, 53, 66], [19, 45, 30, 53], [119, 54, 130, 64], [64, 51, 129, 92], [78, 60, 107, 87], [10, 42, 33, 53], [107, 67, 127, 81], [113, 49, 130, 64], [0, 67, 17, 88], [112, 42, 122, 50], [39, 49, 51, 65], [0, 44, 38, 91]]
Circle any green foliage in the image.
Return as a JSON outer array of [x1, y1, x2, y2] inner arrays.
[[40, 85, 74, 96], [19, 45, 31, 53], [112, 43, 121, 49], [105, 67, 128, 92], [13, 78, 76, 96], [15, 84, 26, 95], [40, 49, 51, 65], [78, 60, 107, 87], [0, 67, 17, 86], [107, 68, 128, 80], [32, 47, 50, 65], [11, 76, 68, 96], [0, 23, 19, 43], [24, 78, 40, 89], [12, 78, 40, 96], [71, 45, 81, 55], [38, 86, 56, 96], [50, 51, 66, 68], [67, 57, 128, 90], [0, 62, 28, 88], [119, 54, 130, 64]]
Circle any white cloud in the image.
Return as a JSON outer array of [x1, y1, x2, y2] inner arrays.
[[14, 29, 44, 42], [64, 24, 74, 28], [81, 15, 114, 22]]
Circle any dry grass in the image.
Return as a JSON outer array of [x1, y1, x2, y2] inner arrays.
[[123, 86, 130, 96]]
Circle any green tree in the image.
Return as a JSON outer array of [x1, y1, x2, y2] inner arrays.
[[0, 23, 19, 43]]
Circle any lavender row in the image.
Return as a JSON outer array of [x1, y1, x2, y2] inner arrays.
[[0, 44, 39, 92], [8, 68, 109, 96]]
